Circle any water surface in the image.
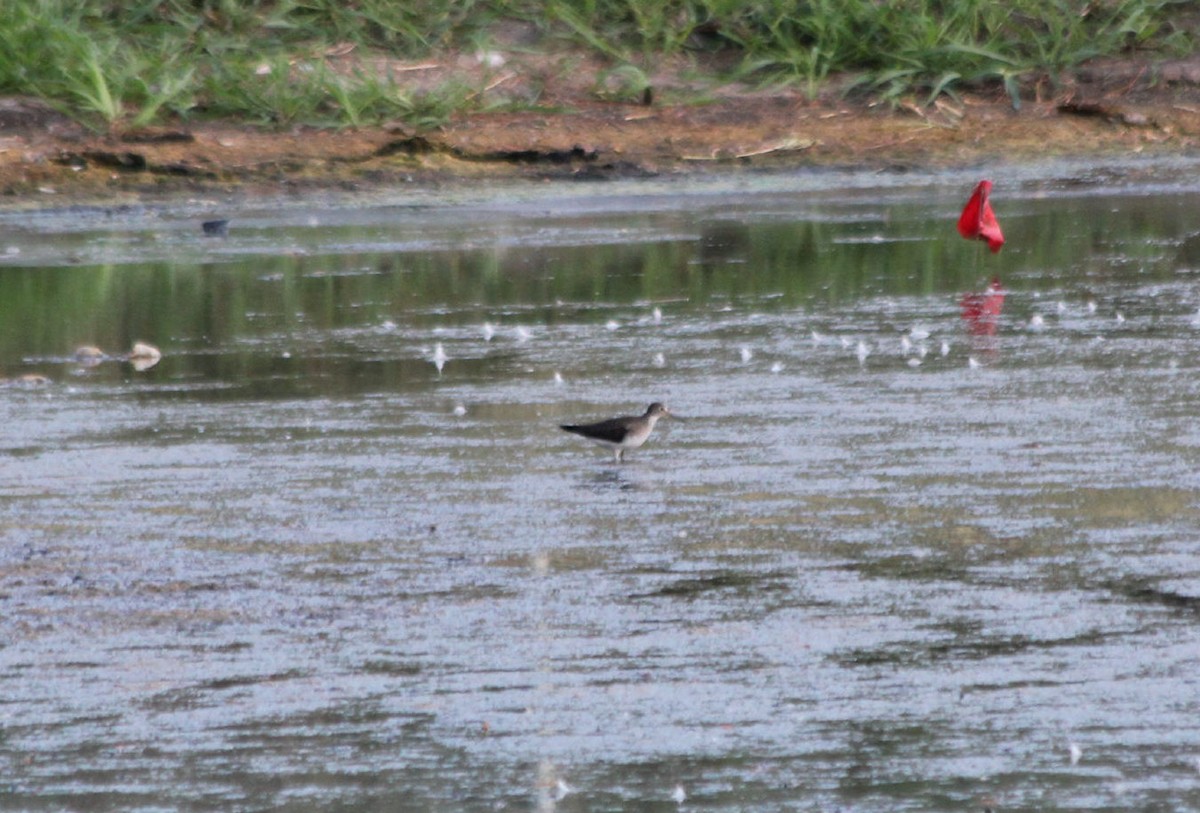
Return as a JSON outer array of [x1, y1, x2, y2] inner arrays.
[[3, 162, 1200, 811]]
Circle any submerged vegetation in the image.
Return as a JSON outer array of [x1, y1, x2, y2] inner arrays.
[[0, 0, 1193, 130]]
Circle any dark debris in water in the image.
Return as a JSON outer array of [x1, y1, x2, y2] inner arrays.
[[960, 677, 1083, 695], [393, 583, 520, 602], [199, 669, 308, 693], [837, 628, 1114, 669], [201, 218, 229, 237], [1, 445, 43, 458], [633, 569, 790, 600], [1105, 578, 1200, 615], [361, 660, 422, 677], [837, 555, 971, 584]]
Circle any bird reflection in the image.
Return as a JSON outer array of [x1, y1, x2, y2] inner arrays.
[[582, 466, 643, 492]]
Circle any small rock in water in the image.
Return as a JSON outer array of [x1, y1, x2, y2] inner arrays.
[[129, 341, 160, 359], [201, 218, 229, 237], [128, 341, 162, 372], [75, 345, 105, 367]]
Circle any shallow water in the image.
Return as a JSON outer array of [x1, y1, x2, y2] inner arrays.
[[3, 162, 1200, 811]]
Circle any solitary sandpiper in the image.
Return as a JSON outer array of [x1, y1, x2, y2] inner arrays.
[[560, 402, 670, 462]]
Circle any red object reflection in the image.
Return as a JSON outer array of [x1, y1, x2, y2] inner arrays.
[[961, 276, 1005, 335], [957, 180, 1005, 253]]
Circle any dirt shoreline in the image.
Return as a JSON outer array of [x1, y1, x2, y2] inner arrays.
[[1, 55, 1199, 207]]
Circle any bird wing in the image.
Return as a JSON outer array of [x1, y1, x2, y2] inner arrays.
[[559, 417, 630, 444]]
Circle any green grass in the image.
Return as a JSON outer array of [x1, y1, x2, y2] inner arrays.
[[0, 0, 1192, 130]]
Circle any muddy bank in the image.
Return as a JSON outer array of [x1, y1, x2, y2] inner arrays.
[[1, 54, 1199, 205]]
